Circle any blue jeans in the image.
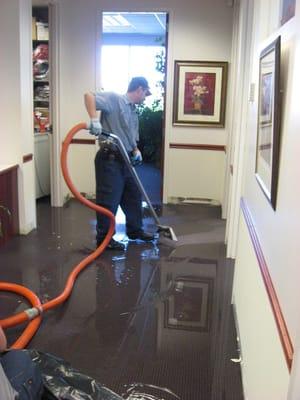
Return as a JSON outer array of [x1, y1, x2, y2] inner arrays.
[[95, 149, 142, 242], [0, 350, 43, 399]]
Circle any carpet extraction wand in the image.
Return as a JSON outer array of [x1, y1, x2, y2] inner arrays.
[[99, 129, 178, 246]]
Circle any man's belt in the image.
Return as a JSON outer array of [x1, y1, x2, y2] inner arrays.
[[99, 138, 135, 163]]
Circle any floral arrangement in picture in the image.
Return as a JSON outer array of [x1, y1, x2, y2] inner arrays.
[[189, 75, 209, 112], [174, 60, 227, 126]]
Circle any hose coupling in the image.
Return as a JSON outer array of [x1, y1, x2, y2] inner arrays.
[[24, 306, 43, 320]]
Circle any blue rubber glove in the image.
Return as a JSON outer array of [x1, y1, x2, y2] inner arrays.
[[89, 118, 102, 136], [131, 149, 143, 166]]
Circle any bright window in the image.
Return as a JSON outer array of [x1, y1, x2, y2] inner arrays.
[[101, 45, 164, 106]]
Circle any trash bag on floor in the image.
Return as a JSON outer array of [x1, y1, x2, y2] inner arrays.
[[28, 349, 122, 400]]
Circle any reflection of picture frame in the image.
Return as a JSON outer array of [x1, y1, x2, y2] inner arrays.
[[280, 0, 296, 25], [172, 60, 228, 127], [165, 277, 213, 332], [255, 36, 281, 210], [260, 72, 273, 125]]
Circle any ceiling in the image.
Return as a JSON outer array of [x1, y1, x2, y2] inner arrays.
[[103, 12, 167, 35], [31, 8, 167, 36]]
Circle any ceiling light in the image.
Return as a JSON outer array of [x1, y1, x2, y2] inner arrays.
[[103, 15, 119, 26], [114, 14, 131, 26]]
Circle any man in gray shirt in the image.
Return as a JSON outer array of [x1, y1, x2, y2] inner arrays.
[[84, 77, 155, 250]]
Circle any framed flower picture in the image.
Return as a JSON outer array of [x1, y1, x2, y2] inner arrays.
[[172, 60, 228, 127], [255, 36, 281, 210]]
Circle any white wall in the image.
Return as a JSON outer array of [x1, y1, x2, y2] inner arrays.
[[56, 1, 98, 201], [229, 0, 300, 398], [242, 0, 300, 345], [0, 0, 36, 234], [233, 215, 290, 399], [0, 1, 21, 166], [55, 0, 233, 206], [168, 149, 225, 201]]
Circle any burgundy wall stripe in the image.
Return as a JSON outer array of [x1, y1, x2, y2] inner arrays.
[[23, 154, 33, 163], [71, 139, 96, 145], [169, 143, 225, 152], [241, 197, 293, 370]]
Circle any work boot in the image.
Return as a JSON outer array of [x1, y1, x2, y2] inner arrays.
[[127, 230, 155, 242], [97, 238, 125, 251]]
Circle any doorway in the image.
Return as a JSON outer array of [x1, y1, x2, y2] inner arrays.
[[101, 11, 168, 205], [32, 5, 51, 203], [32, 2, 61, 208]]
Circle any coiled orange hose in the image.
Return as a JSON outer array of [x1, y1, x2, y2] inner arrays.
[[0, 122, 115, 348]]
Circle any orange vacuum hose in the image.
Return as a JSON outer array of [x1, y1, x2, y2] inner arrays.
[[0, 122, 115, 349]]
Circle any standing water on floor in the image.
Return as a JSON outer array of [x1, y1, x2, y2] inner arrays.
[[0, 198, 244, 399]]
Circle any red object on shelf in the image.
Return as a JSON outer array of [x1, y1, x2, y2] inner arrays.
[[33, 43, 48, 61]]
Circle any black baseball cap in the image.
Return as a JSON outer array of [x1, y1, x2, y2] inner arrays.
[[127, 76, 152, 96]]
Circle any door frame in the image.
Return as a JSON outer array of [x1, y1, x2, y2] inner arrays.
[[48, 1, 63, 206], [98, 11, 169, 204]]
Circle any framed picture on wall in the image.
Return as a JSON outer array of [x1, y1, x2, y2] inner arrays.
[[172, 60, 228, 127], [255, 36, 281, 210], [280, 0, 296, 25]]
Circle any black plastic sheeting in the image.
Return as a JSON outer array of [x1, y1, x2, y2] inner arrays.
[[29, 349, 122, 400], [28, 350, 180, 400]]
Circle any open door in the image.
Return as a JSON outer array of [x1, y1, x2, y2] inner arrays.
[[32, 5, 51, 201], [100, 11, 169, 205], [32, 2, 62, 208]]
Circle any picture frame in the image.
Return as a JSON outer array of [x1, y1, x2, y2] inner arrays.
[[164, 276, 213, 332], [172, 60, 228, 127], [255, 36, 281, 210], [280, 0, 296, 25]]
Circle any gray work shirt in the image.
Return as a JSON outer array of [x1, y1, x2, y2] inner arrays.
[[95, 92, 139, 152]]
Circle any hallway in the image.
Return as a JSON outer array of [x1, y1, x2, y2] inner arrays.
[[0, 198, 243, 399]]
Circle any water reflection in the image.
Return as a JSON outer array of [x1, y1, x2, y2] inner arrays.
[[90, 241, 240, 399], [95, 250, 142, 346], [1, 194, 243, 399]]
